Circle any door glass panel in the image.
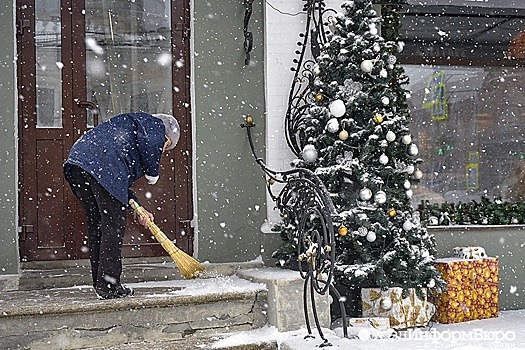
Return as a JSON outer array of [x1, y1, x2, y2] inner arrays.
[[85, 0, 173, 125], [35, 0, 62, 128]]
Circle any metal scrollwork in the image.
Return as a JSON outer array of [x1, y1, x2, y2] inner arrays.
[[285, 0, 336, 156], [241, 118, 348, 346], [243, 0, 254, 65]]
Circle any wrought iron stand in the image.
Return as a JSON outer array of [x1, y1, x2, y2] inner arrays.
[[241, 117, 348, 346]]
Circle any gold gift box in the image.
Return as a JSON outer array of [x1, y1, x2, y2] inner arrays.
[[362, 287, 436, 329], [433, 257, 499, 324]]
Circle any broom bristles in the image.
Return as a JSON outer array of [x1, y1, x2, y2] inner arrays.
[[130, 199, 205, 279]]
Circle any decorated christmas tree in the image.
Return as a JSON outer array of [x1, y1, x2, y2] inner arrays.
[[286, 0, 444, 296]]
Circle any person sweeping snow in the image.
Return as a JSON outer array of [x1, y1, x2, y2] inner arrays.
[[63, 112, 179, 299]]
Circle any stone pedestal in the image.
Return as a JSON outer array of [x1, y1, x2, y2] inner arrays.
[[237, 267, 331, 332]]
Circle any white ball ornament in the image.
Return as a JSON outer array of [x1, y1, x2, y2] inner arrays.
[[401, 135, 412, 145], [313, 64, 321, 76], [326, 118, 340, 133], [379, 153, 389, 165], [381, 96, 390, 105], [427, 279, 436, 288], [408, 143, 419, 156], [366, 231, 376, 242], [404, 180, 411, 189], [359, 187, 373, 201], [406, 164, 415, 174], [406, 189, 413, 199], [302, 144, 318, 163], [380, 297, 392, 310], [403, 220, 413, 231], [388, 64, 394, 70], [380, 69, 388, 78], [370, 27, 378, 36], [414, 169, 423, 179], [375, 191, 387, 204], [329, 99, 346, 118], [360, 60, 374, 73], [373, 43, 381, 52], [385, 131, 396, 142]]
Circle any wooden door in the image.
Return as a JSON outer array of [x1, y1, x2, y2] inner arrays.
[[17, 0, 193, 261]]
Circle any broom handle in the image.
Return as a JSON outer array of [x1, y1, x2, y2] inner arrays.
[[129, 199, 181, 253]]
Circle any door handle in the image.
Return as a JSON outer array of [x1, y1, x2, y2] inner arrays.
[[74, 99, 99, 126]]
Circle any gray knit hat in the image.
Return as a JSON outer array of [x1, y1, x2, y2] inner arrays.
[[152, 114, 180, 150]]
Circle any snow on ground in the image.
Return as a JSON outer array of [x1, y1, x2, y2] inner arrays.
[[119, 272, 524, 349], [211, 310, 525, 350], [127, 275, 267, 298]]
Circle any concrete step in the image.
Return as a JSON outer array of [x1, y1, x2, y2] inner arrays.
[[82, 337, 278, 350], [13, 258, 265, 291], [0, 274, 269, 350]]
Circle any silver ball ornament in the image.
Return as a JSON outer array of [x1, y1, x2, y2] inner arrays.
[[366, 231, 376, 242], [401, 135, 412, 145], [408, 143, 419, 156], [360, 60, 373, 73], [387, 55, 397, 65], [329, 99, 346, 118], [359, 187, 373, 201], [313, 64, 321, 76], [380, 297, 392, 310], [385, 131, 396, 142], [357, 227, 368, 236], [302, 144, 318, 163], [379, 153, 389, 165], [375, 191, 387, 204], [326, 118, 340, 133]]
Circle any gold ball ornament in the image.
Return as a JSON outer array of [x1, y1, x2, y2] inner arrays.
[[339, 129, 349, 141], [314, 93, 324, 103], [373, 113, 384, 124], [245, 115, 253, 126], [388, 208, 397, 217], [338, 226, 349, 236]]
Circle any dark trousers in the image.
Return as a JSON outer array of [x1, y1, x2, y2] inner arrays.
[[66, 165, 127, 291]]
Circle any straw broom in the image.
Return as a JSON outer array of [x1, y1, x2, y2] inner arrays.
[[129, 199, 205, 279]]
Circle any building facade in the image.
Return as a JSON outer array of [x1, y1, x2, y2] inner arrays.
[[1, 0, 525, 283]]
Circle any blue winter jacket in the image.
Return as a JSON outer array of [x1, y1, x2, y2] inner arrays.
[[64, 113, 166, 206]]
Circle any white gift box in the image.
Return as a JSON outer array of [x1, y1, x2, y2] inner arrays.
[[453, 246, 487, 259]]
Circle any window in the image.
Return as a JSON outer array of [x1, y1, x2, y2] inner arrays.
[[401, 3, 525, 205], [406, 65, 525, 204]]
